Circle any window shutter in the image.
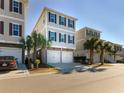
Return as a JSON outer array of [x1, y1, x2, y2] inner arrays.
[[19, 2, 22, 14], [48, 31, 50, 40], [73, 36, 75, 44], [1, 21, 4, 34], [68, 35, 70, 43], [1, 0, 4, 9], [68, 19, 70, 27], [59, 16, 61, 25], [0, 21, 1, 34], [9, 0, 12, 11], [48, 12, 50, 22], [55, 32, 56, 41], [64, 18, 66, 26], [19, 25, 22, 36], [73, 21, 75, 28], [59, 33, 61, 42], [9, 23, 12, 35], [64, 34, 66, 43], [55, 14, 57, 24]]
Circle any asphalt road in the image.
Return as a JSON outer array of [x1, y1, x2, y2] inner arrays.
[[0, 64, 124, 93]]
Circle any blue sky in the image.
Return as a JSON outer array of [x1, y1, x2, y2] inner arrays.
[[26, 0, 124, 45]]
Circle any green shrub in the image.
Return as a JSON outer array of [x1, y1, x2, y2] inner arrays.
[[35, 59, 41, 68]]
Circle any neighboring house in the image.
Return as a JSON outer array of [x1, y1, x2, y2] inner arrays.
[[75, 27, 101, 63], [33, 7, 77, 63], [104, 42, 123, 62], [0, 0, 28, 63]]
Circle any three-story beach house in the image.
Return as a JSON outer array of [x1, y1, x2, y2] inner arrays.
[[0, 0, 28, 63], [33, 7, 77, 63]]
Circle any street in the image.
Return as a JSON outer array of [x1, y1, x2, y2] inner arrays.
[[0, 64, 124, 93]]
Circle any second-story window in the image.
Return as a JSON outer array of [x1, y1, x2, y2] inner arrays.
[[59, 16, 66, 26], [68, 35, 74, 44], [10, 0, 22, 14], [9, 23, 22, 36], [48, 12, 56, 23], [59, 33, 66, 43], [68, 19, 74, 28], [12, 24, 20, 36], [48, 31, 56, 41]]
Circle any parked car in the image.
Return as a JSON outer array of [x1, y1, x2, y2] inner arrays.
[[0, 56, 18, 70]]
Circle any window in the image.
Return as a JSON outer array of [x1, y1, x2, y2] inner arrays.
[[59, 33, 66, 43], [49, 31, 56, 41], [59, 16, 66, 26], [12, 23, 19, 36], [11, 0, 22, 14], [68, 19, 74, 28], [48, 12, 56, 23], [68, 35, 74, 44]]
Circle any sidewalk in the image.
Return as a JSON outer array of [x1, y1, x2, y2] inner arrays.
[[0, 64, 29, 80]]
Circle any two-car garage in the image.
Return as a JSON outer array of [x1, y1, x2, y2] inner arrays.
[[47, 49, 73, 63]]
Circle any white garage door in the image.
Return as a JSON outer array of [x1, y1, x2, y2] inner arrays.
[[0, 47, 22, 63], [62, 51, 73, 63], [47, 50, 61, 63]]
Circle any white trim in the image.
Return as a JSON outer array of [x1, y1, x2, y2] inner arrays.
[[0, 15, 24, 22], [0, 40, 21, 44], [51, 45, 75, 49], [47, 25, 75, 33]]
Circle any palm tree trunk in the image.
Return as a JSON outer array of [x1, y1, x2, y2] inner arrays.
[[27, 49, 31, 68], [100, 50, 104, 65], [114, 54, 116, 61], [33, 47, 37, 61], [90, 50, 94, 64]]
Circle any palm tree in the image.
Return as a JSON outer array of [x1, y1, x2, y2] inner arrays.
[[111, 46, 118, 61], [97, 40, 112, 65], [31, 31, 51, 64], [84, 38, 99, 64], [31, 31, 39, 61], [37, 33, 51, 63], [25, 35, 33, 62]]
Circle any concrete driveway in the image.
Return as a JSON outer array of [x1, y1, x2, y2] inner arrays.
[[0, 63, 29, 80], [0, 64, 124, 93], [48, 63, 90, 73]]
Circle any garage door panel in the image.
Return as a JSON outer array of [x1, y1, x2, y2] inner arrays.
[[62, 51, 73, 63], [47, 50, 60, 63], [0, 47, 22, 63]]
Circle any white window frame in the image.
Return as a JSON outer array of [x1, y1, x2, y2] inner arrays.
[[60, 33, 65, 43], [49, 31, 56, 41], [12, 0, 20, 13], [49, 12, 56, 23], [12, 23, 20, 37]]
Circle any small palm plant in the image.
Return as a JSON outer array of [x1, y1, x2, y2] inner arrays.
[[35, 59, 41, 69]]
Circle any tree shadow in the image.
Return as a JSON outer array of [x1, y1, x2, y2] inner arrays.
[[0, 70, 10, 74], [89, 67, 107, 72]]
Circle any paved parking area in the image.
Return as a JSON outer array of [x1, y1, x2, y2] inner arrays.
[[0, 64, 124, 93]]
